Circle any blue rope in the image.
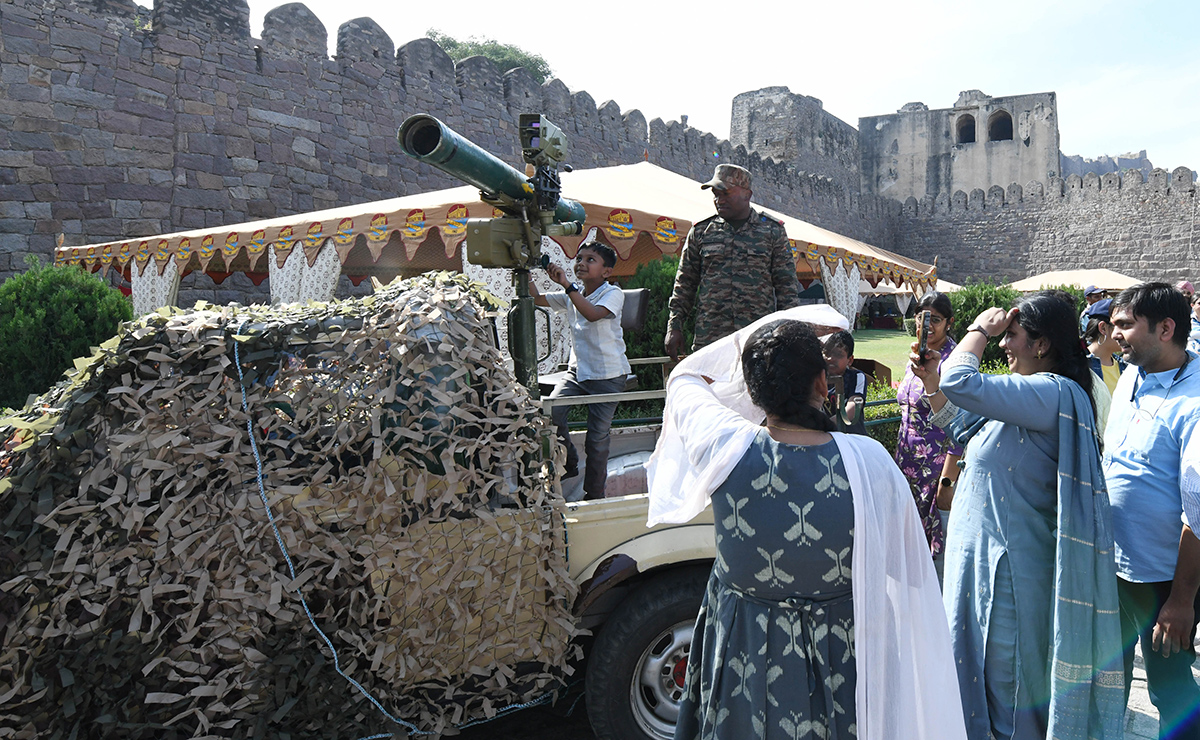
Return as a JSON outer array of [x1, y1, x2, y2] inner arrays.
[[232, 322, 567, 739], [233, 321, 427, 737]]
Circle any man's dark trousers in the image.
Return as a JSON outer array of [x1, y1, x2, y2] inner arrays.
[[1118, 577, 1200, 739]]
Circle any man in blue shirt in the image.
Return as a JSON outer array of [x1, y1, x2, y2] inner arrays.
[[1104, 282, 1200, 739]]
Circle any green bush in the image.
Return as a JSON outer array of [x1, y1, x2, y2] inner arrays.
[[0, 261, 132, 410], [426, 30, 553, 84], [981, 357, 1012, 375], [863, 380, 900, 455], [1043, 283, 1085, 313], [947, 279, 1020, 366], [619, 255, 691, 370], [903, 317, 917, 336], [607, 256, 693, 421]]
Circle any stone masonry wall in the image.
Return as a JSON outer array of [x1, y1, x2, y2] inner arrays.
[[0, 0, 897, 307], [730, 86, 861, 196], [895, 168, 1199, 285]]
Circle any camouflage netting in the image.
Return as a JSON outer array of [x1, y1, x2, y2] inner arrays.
[[0, 273, 579, 738]]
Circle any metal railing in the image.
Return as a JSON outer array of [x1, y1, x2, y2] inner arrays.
[[862, 397, 901, 428], [540, 357, 669, 430], [540, 357, 904, 431]]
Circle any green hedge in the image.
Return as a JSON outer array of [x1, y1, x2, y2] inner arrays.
[[605, 256, 692, 421], [863, 381, 900, 456], [947, 280, 1020, 366], [945, 279, 1085, 366], [0, 261, 132, 410]]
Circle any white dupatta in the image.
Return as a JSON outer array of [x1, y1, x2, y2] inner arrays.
[[645, 307, 966, 740]]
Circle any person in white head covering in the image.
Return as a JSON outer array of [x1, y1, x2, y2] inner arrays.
[[648, 305, 965, 740]]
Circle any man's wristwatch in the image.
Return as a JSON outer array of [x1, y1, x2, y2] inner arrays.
[[564, 283, 579, 295], [965, 324, 992, 339]]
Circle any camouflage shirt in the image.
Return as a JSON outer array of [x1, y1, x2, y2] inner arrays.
[[667, 208, 801, 350]]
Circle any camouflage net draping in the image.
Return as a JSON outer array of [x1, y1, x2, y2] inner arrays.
[[0, 273, 579, 738]]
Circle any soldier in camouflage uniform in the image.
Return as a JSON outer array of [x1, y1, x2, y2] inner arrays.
[[664, 164, 801, 357]]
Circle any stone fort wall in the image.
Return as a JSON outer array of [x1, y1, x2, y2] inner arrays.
[[4, 0, 1194, 302], [894, 168, 1199, 285], [0, 0, 897, 306], [730, 86, 861, 196]]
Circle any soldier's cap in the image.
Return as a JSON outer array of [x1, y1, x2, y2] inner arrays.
[[701, 164, 751, 192]]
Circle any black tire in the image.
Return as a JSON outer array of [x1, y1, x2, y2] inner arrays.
[[585, 566, 710, 740]]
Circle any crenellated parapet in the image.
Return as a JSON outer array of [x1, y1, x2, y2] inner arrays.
[[894, 164, 1199, 285], [335, 16, 392, 62], [502, 67, 541, 116], [898, 166, 1196, 218], [0, 0, 905, 302], [260, 3, 326, 60], [153, 0, 251, 39]]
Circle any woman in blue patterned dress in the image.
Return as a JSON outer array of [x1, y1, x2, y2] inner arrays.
[[651, 315, 966, 740]]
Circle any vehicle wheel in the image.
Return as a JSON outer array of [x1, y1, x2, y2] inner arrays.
[[585, 566, 709, 740]]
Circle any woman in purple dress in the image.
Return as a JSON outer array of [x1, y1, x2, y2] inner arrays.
[[894, 292, 962, 577]]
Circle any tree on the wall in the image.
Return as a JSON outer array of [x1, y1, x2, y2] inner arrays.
[[425, 30, 553, 84]]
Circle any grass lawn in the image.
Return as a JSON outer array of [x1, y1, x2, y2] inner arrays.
[[852, 328, 915, 379]]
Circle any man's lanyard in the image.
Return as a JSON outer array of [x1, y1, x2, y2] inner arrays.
[[1127, 355, 1191, 429]]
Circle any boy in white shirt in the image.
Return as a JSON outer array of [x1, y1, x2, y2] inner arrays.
[[531, 241, 631, 499]]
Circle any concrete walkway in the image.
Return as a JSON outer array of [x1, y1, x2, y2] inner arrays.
[[1126, 642, 1200, 739]]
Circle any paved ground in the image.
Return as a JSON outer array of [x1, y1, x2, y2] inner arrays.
[[1125, 641, 1200, 739], [446, 641, 1191, 739]]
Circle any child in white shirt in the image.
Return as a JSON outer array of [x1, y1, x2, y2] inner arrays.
[[531, 242, 631, 499]]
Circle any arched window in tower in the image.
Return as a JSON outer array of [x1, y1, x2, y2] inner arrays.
[[988, 110, 1014, 141], [956, 115, 976, 144]]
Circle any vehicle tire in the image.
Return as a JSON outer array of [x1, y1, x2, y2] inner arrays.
[[585, 566, 710, 740]]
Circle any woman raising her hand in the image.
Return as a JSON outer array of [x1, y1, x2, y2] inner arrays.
[[911, 292, 1124, 740]]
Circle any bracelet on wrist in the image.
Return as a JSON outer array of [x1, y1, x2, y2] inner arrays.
[[966, 324, 992, 339], [921, 387, 942, 399]]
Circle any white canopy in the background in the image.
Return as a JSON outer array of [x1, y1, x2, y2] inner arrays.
[[858, 278, 916, 315], [57, 162, 936, 326], [1008, 268, 1140, 293]]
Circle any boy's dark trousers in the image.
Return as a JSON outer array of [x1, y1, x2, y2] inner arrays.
[[549, 369, 626, 500]]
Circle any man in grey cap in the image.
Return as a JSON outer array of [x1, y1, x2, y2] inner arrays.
[[664, 163, 801, 357]]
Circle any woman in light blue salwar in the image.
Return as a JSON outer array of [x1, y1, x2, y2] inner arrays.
[[913, 292, 1125, 740]]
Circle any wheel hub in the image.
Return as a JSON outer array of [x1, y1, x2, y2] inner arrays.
[[630, 619, 694, 739], [671, 654, 688, 688]]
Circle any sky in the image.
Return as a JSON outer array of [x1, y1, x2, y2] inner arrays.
[[135, 0, 1200, 172]]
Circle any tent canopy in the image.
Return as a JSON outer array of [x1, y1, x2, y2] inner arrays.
[[1008, 268, 1141, 293], [54, 162, 936, 293], [859, 279, 907, 295]]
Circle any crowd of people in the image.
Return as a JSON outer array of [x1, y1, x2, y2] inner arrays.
[[650, 278, 1200, 740], [541, 161, 1200, 739]]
